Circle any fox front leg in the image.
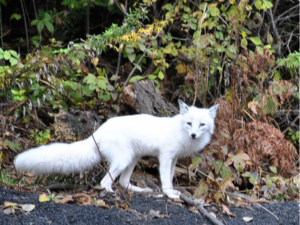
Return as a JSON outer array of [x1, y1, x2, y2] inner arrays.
[[159, 156, 180, 199], [170, 158, 181, 196]]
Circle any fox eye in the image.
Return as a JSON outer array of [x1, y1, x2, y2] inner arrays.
[[199, 123, 205, 127], [187, 122, 192, 126]]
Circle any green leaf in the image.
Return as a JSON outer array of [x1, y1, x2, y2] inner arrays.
[[9, 58, 18, 66], [190, 23, 197, 30], [10, 13, 21, 20], [216, 31, 223, 40], [97, 78, 107, 90], [264, 96, 277, 115], [31, 19, 38, 25], [83, 74, 96, 84], [4, 51, 11, 60], [190, 157, 202, 170], [215, 160, 224, 174], [133, 63, 142, 72], [209, 8, 220, 17], [129, 75, 144, 83], [32, 40, 39, 47], [125, 47, 134, 54], [246, 5, 252, 10], [44, 21, 54, 34], [137, 43, 145, 51], [8, 51, 17, 59], [128, 54, 136, 63], [263, 0, 273, 9], [158, 71, 164, 80], [269, 166, 277, 174], [44, 12, 51, 20], [250, 37, 262, 46], [112, 104, 120, 113], [241, 37, 248, 48], [273, 87, 279, 95], [0, 0, 7, 6], [148, 75, 157, 80], [255, 0, 262, 10], [37, 21, 44, 34], [163, 3, 173, 10]]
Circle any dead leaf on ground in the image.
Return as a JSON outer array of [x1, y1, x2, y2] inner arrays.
[[74, 193, 92, 205], [148, 209, 170, 219], [222, 204, 236, 217], [226, 150, 250, 173], [55, 197, 74, 204], [188, 206, 199, 214], [3, 208, 13, 214], [243, 216, 253, 222], [96, 199, 110, 209], [22, 204, 35, 212]]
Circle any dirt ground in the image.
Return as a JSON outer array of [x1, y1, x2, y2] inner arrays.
[[0, 186, 299, 225]]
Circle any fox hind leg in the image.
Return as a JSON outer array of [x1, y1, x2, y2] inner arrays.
[[119, 159, 153, 193], [100, 158, 130, 192]]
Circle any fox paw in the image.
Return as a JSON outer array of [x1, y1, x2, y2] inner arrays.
[[173, 190, 181, 195], [164, 190, 180, 199]]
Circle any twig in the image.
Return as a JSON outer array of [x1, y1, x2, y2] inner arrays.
[[254, 203, 279, 220], [123, 51, 147, 87], [282, 115, 299, 134], [243, 109, 256, 122], [180, 194, 224, 225], [91, 134, 129, 205], [20, 0, 29, 53]]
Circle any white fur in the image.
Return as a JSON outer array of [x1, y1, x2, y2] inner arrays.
[[15, 100, 219, 198]]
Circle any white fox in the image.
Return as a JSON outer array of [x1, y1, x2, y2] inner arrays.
[[15, 100, 219, 198]]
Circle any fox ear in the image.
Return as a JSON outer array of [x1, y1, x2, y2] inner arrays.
[[209, 104, 220, 119], [178, 100, 189, 115]]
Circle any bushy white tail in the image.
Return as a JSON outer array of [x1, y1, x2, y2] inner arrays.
[[14, 139, 100, 175]]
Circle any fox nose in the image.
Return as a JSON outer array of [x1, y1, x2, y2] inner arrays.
[[191, 133, 196, 139]]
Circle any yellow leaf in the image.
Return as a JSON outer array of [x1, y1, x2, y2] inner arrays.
[[209, 3, 218, 8], [241, 31, 247, 38], [4, 202, 17, 207], [248, 101, 259, 114], [39, 194, 50, 202], [176, 64, 189, 74], [91, 58, 99, 67]]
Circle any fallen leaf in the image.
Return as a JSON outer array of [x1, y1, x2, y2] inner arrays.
[[226, 150, 250, 172], [148, 209, 170, 219], [55, 197, 74, 204], [221, 204, 236, 217], [3, 201, 17, 207], [243, 216, 253, 222], [188, 206, 199, 214], [39, 194, 50, 202], [96, 199, 110, 209], [210, 212, 217, 218], [248, 101, 259, 114], [3, 208, 12, 214], [22, 204, 35, 212], [74, 193, 92, 205]]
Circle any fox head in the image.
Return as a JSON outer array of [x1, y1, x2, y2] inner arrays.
[[179, 100, 219, 139]]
